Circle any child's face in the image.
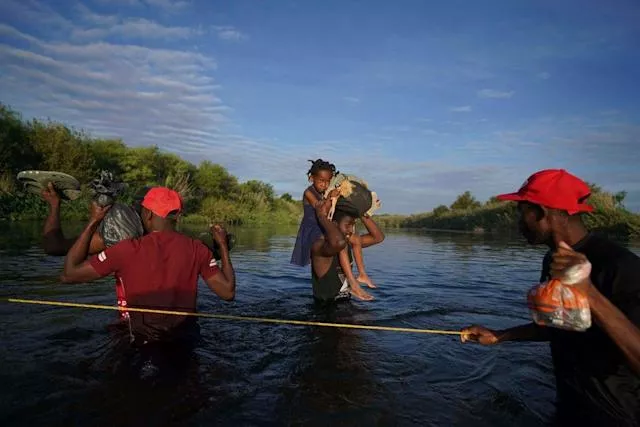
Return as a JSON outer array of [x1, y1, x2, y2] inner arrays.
[[311, 169, 333, 193]]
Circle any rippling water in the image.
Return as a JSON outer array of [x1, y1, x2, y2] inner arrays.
[[1, 222, 638, 426]]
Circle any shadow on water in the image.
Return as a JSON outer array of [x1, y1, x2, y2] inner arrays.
[[0, 222, 638, 426]]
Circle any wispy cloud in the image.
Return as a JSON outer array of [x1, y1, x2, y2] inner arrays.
[[212, 25, 248, 41], [537, 71, 551, 80], [74, 18, 200, 40], [450, 106, 472, 113], [477, 89, 514, 99], [143, 0, 189, 12], [343, 96, 360, 105]]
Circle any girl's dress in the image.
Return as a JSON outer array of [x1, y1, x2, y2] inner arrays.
[[290, 186, 324, 267]]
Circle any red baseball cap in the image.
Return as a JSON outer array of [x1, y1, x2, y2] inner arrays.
[[141, 187, 183, 218], [496, 169, 594, 215]]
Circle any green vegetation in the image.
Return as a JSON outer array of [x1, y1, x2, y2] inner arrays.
[[0, 103, 302, 224], [374, 185, 640, 239]]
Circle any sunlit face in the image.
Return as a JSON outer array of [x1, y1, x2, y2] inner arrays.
[[337, 216, 356, 239], [310, 169, 333, 194], [517, 202, 551, 245]]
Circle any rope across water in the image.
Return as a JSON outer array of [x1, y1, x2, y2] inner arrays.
[[5, 298, 462, 336]]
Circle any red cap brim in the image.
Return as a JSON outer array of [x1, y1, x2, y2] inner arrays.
[[495, 192, 525, 202]]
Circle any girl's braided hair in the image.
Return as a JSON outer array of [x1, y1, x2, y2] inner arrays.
[[307, 159, 338, 179]]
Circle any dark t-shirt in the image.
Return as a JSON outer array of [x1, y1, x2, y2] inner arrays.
[[539, 232, 640, 426], [89, 230, 220, 342]]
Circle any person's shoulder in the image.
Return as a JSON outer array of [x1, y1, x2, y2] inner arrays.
[[583, 233, 639, 266]]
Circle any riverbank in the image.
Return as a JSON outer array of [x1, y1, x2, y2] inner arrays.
[[374, 190, 640, 240], [0, 102, 302, 225]]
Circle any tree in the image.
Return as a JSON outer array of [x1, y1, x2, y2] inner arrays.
[[240, 180, 275, 202], [450, 191, 481, 211], [432, 204, 449, 216], [27, 119, 95, 182], [89, 138, 127, 176], [194, 161, 239, 198], [0, 104, 40, 175], [614, 191, 627, 208], [280, 193, 293, 202], [119, 146, 162, 186]]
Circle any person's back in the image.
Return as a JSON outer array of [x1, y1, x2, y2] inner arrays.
[[63, 187, 236, 346], [93, 230, 216, 341]]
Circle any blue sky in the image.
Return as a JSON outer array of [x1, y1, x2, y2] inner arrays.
[[1, 0, 639, 213]]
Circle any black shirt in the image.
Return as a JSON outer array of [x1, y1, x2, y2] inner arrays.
[[540, 232, 640, 426]]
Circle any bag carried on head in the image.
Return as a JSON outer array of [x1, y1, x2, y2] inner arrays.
[[326, 173, 381, 218]]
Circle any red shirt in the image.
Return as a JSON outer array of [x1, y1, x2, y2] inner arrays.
[[89, 230, 220, 341]]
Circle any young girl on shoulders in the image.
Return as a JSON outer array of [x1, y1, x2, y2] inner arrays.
[[291, 159, 377, 301]]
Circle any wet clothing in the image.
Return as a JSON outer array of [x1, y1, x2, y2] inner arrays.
[[89, 230, 220, 343], [97, 203, 145, 321], [311, 246, 352, 302], [291, 186, 324, 267], [540, 232, 640, 426]]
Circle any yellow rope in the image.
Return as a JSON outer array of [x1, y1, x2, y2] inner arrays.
[[5, 298, 462, 336]]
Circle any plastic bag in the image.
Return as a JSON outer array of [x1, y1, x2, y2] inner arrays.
[[98, 203, 145, 247], [526, 260, 592, 332]]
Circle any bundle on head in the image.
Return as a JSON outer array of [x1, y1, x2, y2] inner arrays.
[[327, 173, 379, 218]]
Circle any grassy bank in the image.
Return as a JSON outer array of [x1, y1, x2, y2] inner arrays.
[[374, 189, 640, 240], [0, 103, 303, 225]]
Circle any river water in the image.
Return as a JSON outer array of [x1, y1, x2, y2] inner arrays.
[[0, 222, 638, 426]]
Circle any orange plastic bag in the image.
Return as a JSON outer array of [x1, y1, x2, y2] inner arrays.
[[526, 261, 592, 332]]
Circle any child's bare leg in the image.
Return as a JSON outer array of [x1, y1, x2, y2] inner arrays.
[[350, 234, 377, 288], [338, 246, 374, 301]]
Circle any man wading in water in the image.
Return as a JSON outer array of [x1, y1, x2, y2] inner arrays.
[[460, 169, 640, 426], [310, 198, 384, 302], [61, 187, 236, 349]]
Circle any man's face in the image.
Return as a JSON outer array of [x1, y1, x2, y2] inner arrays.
[[517, 202, 551, 245], [337, 216, 356, 239]]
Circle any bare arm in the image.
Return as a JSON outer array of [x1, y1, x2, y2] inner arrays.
[[204, 226, 236, 301], [60, 219, 103, 283], [358, 215, 385, 248], [42, 183, 76, 256], [304, 188, 320, 206], [60, 203, 111, 283], [312, 209, 346, 258], [461, 322, 550, 345], [587, 286, 640, 374]]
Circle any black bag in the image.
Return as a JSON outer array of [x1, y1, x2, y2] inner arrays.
[[98, 203, 145, 247]]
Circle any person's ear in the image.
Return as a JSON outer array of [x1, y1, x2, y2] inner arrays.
[[141, 207, 153, 222]]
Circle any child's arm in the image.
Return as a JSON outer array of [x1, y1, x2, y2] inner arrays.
[[304, 188, 321, 207], [350, 233, 377, 289]]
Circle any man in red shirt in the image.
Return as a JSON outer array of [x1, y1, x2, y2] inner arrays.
[[41, 182, 144, 321], [61, 187, 236, 344]]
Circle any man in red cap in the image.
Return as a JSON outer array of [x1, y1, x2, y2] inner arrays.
[[460, 169, 640, 426], [60, 187, 236, 346]]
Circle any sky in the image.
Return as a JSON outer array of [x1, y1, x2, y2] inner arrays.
[[1, 0, 639, 213]]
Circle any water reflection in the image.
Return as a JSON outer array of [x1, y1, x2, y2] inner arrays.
[[1, 222, 639, 426], [276, 302, 395, 426]]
